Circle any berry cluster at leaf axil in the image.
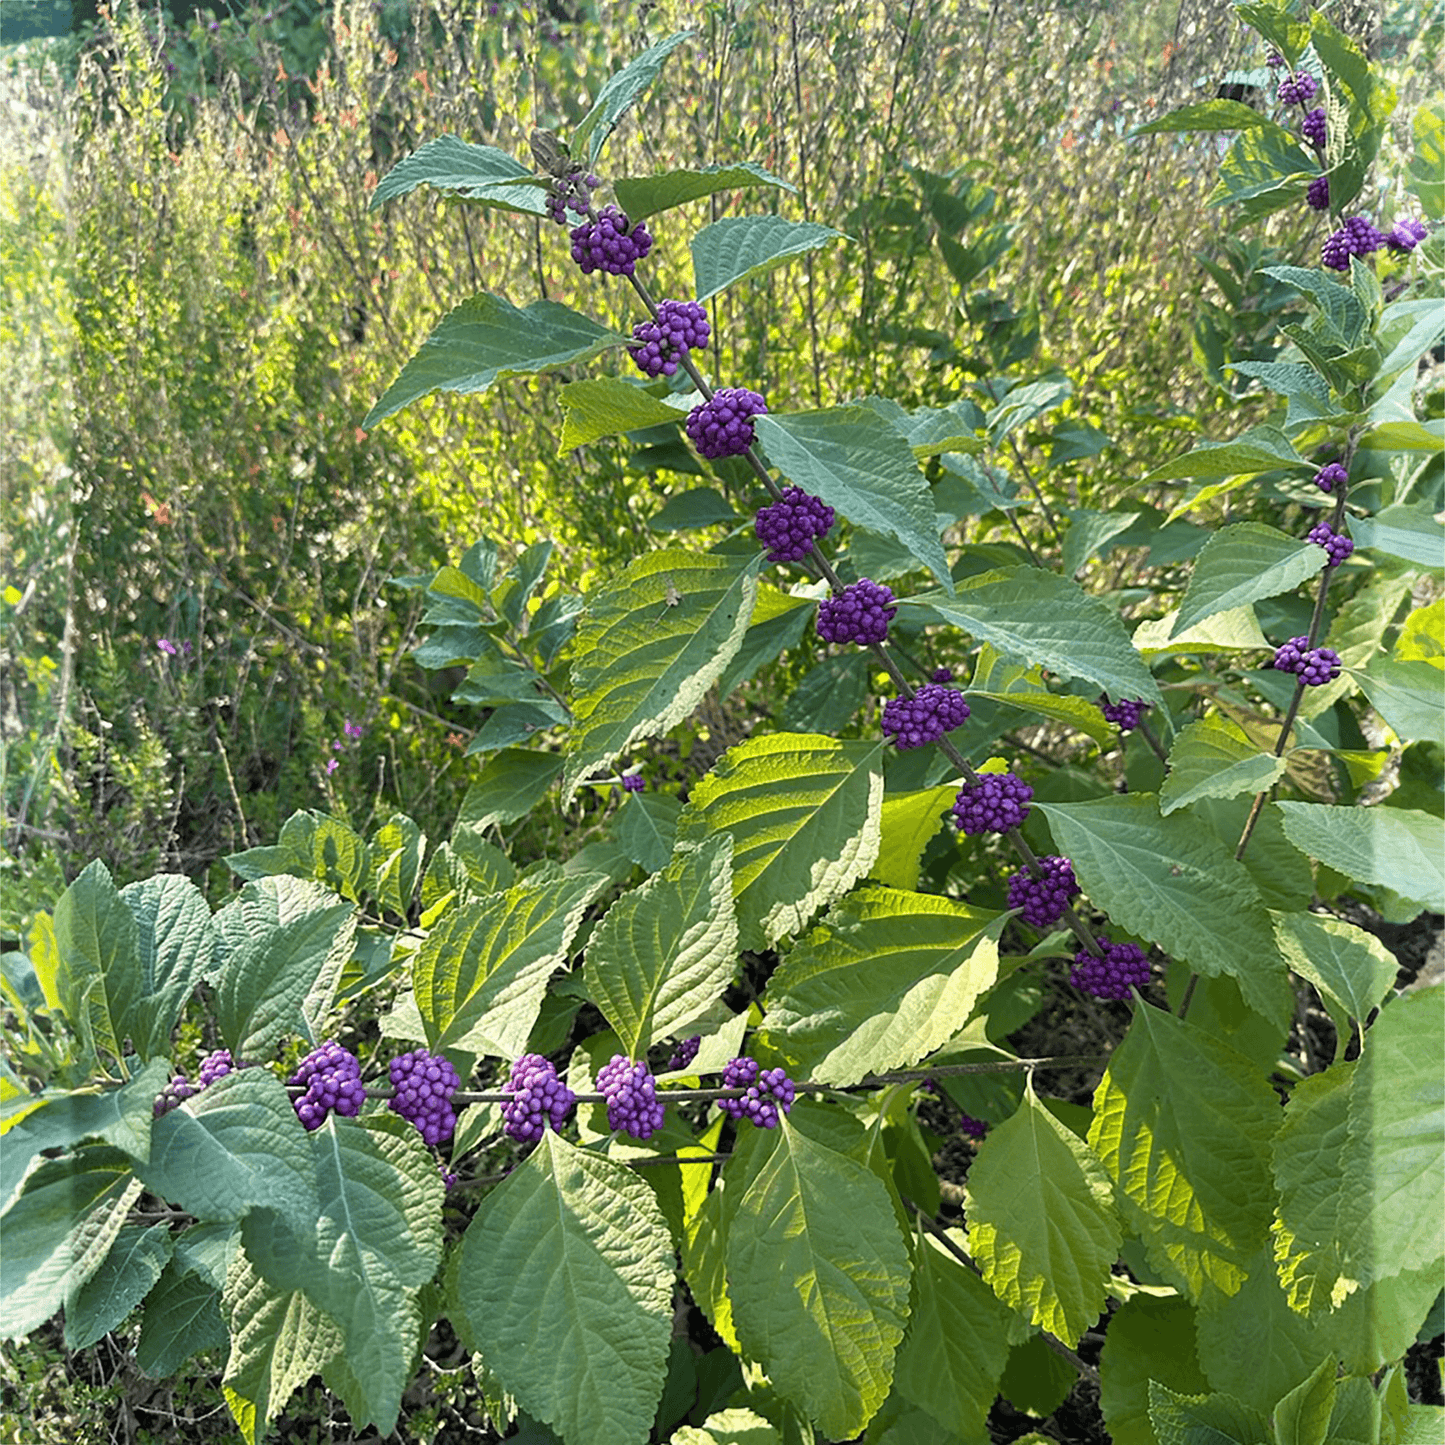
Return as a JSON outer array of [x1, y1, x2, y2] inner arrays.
[[388, 1048, 461, 1145], [597, 1055, 666, 1139], [718, 1057, 795, 1130], [882, 684, 971, 750], [501, 1053, 576, 1144], [570, 205, 653, 275], [1071, 937, 1152, 1000], [1007, 856, 1079, 929], [1272, 635, 1342, 686], [629, 299, 709, 378], [685, 386, 768, 459], [951, 771, 1033, 836], [816, 578, 896, 646], [1306, 521, 1354, 568], [290, 1040, 367, 1131], [755, 486, 835, 563]]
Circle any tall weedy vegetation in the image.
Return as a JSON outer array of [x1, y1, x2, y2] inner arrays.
[[2, 4, 1442, 1443]]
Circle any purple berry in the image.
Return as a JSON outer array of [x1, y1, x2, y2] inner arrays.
[[620, 771, 645, 793], [959, 1114, 989, 1140], [881, 684, 971, 750], [1070, 936, 1151, 1000], [289, 1040, 366, 1131], [1271, 635, 1343, 687], [718, 1057, 794, 1130], [596, 1055, 665, 1140], [667, 1035, 701, 1071], [1098, 697, 1149, 732], [816, 578, 897, 646], [931, 666, 954, 684], [951, 771, 1033, 836], [628, 299, 710, 378], [1006, 856, 1079, 929], [569, 205, 652, 276], [685, 387, 768, 460], [1386, 218, 1429, 253], [1306, 174, 1330, 212], [153, 1073, 197, 1117], [1301, 107, 1327, 148], [196, 1049, 246, 1087], [754, 486, 835, 563], [500, 1052, 575, 1144], [1265, 51, 1285, 68], [1277, 71, 1318, 105], [388, 1048, 461, 1146], [439, 1164, 459, 1191], [1306, 521, 1354, 568], [1312, 462, 1347, 493], [1322, 215, 1385, 271]]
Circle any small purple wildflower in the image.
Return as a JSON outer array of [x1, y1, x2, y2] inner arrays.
[[325, 758, 339, 775], [881, 684, 971, 750], [951, 771, 1033, 836], [1071, 936, 1151, 1000], [816, 578, 897, 646], [1306, 521, 1354, 568], [343, 719, 364, 740], [1312, 462, 1348, 493]]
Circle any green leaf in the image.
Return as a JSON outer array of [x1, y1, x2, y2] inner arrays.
[[759, 885, 1001, 1087], [1354, 658, 1445, 745], [965, 1078, 1121, 1346], [1160, 715, 1289, 815], [365, 295, 625, 428], [647, 487, 740, 532], [458, 751, 563, 831], [119, 874, 214, 1059], [904, 568, 1163, 708], [557, 376, 686, 451], [985, 376, 1072, 442], [614, 162, 797, 221], [892, 1228, 1014, 1437], [1273, 1358, 1338, 1445], [64, 1222, 173, 1349], [1345, 503, 1445, 571], [999, 1332, 1076, 1417], [573, 29, 696, 164], [713, 582, 816, 699], [136, 1069, 316, 1231], [1260, 265, 1370, 349], [1088, 1005, 1280, 1302], [1099, 1295, 1211, 1445], [614, 790, 681, 873], [1272, 911, 1399, 1050], [583, 835, 737, 1058], [368, 134, 543, 212], [677, 733, 885, 952], [239, 1115, 444, 1435], [779, 651, 870, 733], [1132, 99, 1290, 135], [1037, 795, 1290, 1023], [1063, 508, 1143, 579], [1135, 606, 1270, 658], [1339, 986, 1445, 1283], [968, 657, 1119, 750], [53, 860, 138, 1073], [413, 867, 606, 1054], [727, 1118, 911, 1439], [691, 216, 849, 303], [221, 1250, 343, 1445], [753, 408, 951, 590], [1372, 301, 1445, 393], [456, 1131, 675, 1445], [1409, 100, 1445, 220], [1171, 523, 1326, 638], [868, 786, 957, 892], [562, 547, 760, 804], [1274, 802, 1445, 912], [368, 813, 425, 918], [0, 1145, 142, 1342], [1144, 425, 1307, 485], [211, 877, 358, 1060], [672, 1406, 780, 1445], [1147, 1382, 1272, 1445], [135, 1259, 227, 1377], [1209, 126, 1317, 220]]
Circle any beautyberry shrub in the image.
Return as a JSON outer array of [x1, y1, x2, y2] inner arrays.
[[1313, 462, 1348, 493], [1006, 856, 1079, 929], [1277, 70, 1318, 105], [951, 771, 1033, 835], [153, 1073, 198, 1117], [816, 578, 896, 646], [1387, 218, 1429, 252], [197, 1049, 245, 1086], [501, 1053, 576, 1144], [1272, 635, 1343, 685], [1322, 216, 1385, 271], [570, 205, 652, 275], [628, 299, 709, 378], [1307, 174, 1330, 211], [289, 1040, 366, 1131], [881, 684, 971, 750], [1306, 521, 1354, 568], [754, 486, 835, 563], [1099, 697, 1149, 732], [686, 387, 767, 459], [719, 1057, 795, 1130], [389, 1048, 461, 1145], [667, 1035, 701, 1071], [1071, 937, 1152, 999], [597, 1055, 666, 1140], [1301, 107, 1327, 148]]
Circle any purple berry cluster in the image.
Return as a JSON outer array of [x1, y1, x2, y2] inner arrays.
[[959, 1114, 989, 1141], [620, 771, 645, 793], [388, 1048, 461, 1145], [1301, 107, 1327, 148], [1306, 174, 1330, 212], [1071, 936, 1151, 1000], [881, 684, 971, 750], [931, 666, 954, 683], [1321, 216, 1385, 271], [817, 578, 897, 646], [289, 1040, 366, 1131], [685, 387, 768, 460], [1006, 856, 1079, 929], [754, 486, 835, 563], [544, 169, 600, 224], [951, 771, 1033, 836], [501, 1053, 576, 1144], [667, 1035, 701, 1071], [1387, 218, 1429, 253], [1276, 71, 1318, 105], [718, 1057, 795, 1130], [153, 1073, 198, 1117], [1272, 635, 1342, 686], [1099, 697, 1149, 732], [1306, 521, 1354, 568], [628, 299, 709, 378], [1312, 462, 1348, 493], [570, 205, 652, 276], [597, 1055, 666, 1140], [197, 1048, 246, 1086]]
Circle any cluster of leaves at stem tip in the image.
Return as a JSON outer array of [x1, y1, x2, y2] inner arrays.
[[2, 7, 1443, 1445]]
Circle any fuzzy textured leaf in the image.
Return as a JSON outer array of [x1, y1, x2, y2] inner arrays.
[[1274, 802, 1445, 912], [573, 29, 696, 164], [691, 216, 849, 302], [368, 134, 542, 212], [1160, 715, 1289, 814], [614, 162, 796, 221], [557, 377, 687, 452], [1170, 523, 1327, 638]]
